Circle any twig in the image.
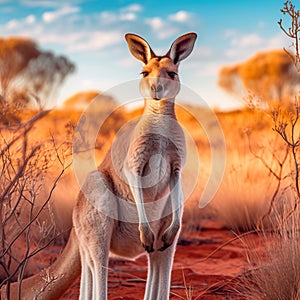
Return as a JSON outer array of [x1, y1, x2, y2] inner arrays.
[[278, 1, 300, 73]]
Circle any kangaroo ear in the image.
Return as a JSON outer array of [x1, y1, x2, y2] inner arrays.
[[125, 33, 155, 65], [167, 33, 197, 65]]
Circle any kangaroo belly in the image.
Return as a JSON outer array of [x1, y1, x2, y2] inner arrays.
[[110, 222, 144, 258], [141, 154, 171, 202]]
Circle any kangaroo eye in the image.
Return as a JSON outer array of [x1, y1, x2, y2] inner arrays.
[[167, 72, 177, 79], [141, 71, 149, 77]]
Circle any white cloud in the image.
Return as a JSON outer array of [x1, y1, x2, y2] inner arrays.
[[38, 31, 82, 45], [35, 29, 123, 53], [226, 31, 289, 52], [42, 5, 80, 23], [2, 12, 123, 54], [25, 14, 36, 24], [224, 31, 291, 60], [99, 5, 142, 24], [5, 19, 18, 29], [67, 31, 122, 52], [120, 13, 136, 21], [117, 3, 142, 22], [4, 24, 44, 40], [157, 28, 178, 40], [168, 11, 190, 23], [145, 17, 164, 30], [225, 48, 240, 59], [267, 34, 290, 49], [21, 0, 62, 7], [145, 17, 185, 40], [121, 4, 143, 12], [196, 61, 224, 77], [99, 11, 117, 24], [145, 11, 195, 40], [231, 33, 263, 48], [5, 14, 36, 30]]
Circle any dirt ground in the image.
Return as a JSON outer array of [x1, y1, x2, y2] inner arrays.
[[52, 220, 258, 300]]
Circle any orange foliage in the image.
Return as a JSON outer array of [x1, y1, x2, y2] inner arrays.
[[63, 90, 118, 112], [219, 49, 300, 104], [0, 36, 75, 112], [218, 64, 240, 95], [0, 37, 40, 108], [0, 37, 40, 70], [63, 91, 100, 109]]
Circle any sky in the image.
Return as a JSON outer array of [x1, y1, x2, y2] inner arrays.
[[0, 0, 293, 110]]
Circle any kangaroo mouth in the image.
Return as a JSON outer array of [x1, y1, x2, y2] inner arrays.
[[152, 92, 162, 100]]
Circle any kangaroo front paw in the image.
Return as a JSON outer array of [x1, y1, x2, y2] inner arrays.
[[142, 243, 154, 253], [158, 232, 173, 251], [159, 223, 180, 251], [158, 242, 171, 252], [139, 225, 154, 253]]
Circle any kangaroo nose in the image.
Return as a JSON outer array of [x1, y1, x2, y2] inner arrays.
[[151, 84, 163, 93]]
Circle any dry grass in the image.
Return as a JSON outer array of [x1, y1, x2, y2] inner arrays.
[[201, 107, 293, 232], [241, 194, 300, 300], [176, 108, 282, 233], [210, 150, 277, 231]]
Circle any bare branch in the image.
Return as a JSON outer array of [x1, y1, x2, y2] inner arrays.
[[279, 1, 300, 73], [0, 107, 72, 296]]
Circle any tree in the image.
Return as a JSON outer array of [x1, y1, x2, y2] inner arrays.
[[218, 49, 300, 104], [0, 37, 75, 110], [0, 37, 39, 100]]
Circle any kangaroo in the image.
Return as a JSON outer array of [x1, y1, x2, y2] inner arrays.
[[0, 32, 197, 300], [73, 32, 197, 300]]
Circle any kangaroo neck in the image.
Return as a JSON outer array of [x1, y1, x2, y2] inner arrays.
[[143, 98, 176, 117]]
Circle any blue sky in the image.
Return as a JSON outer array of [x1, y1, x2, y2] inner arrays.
[[0, 0, 292, 109]]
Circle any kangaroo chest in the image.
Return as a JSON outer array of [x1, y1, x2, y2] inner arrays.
[[127, 115, 185, 170], [125, 120, 185, 201], [127, 133, 175, 171]]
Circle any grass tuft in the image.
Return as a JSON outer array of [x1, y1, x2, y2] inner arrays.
[[241, 195, 300, 300]]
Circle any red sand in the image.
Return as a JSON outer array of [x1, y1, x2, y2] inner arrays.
[[55, 221, 259, 299]]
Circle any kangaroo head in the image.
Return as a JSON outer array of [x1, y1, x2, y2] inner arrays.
[[125, 33, 197, 100]]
